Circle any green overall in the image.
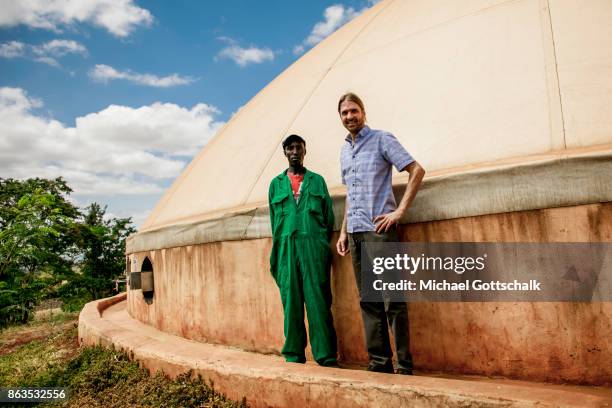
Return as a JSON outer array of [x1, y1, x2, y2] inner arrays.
[[268, 169, 337, 365]]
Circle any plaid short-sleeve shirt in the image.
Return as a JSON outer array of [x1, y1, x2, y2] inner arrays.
[[340, 125, 414, 233]]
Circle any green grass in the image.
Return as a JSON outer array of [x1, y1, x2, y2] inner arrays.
[[0, 313, 249, 408], [42, 346, 248, 408], [1, 309, 77, 334], [36, 310, 80, 325], [0, 328, 76, 387]]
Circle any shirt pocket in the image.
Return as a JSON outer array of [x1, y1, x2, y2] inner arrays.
[[270, 190, 292, 219], [358, 151, 379, 176], [306, 191, 327, 231]]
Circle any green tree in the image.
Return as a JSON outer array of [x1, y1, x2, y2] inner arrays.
[[0, 178, 79, 327], [59, 203, 135, 310], [0, 177, 136, 322]]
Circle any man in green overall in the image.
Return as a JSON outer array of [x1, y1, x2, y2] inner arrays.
[[268, 134, 339, 367]]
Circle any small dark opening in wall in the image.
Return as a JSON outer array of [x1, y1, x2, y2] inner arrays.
[[142, 257, 153, 271], [141, 256, 154, 305]]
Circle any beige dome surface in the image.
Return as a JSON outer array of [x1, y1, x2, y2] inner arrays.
[[141, 0, 612, 232]]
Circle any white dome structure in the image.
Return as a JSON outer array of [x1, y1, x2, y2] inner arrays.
[[125, 0, 612, 385]]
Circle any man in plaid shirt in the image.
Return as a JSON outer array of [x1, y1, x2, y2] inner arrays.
[[336, 92, 425, 375]]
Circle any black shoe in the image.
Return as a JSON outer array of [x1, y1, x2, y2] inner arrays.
[[322, 361, 341, 368], [396, 368, 413, 375], [367, 363, 394, 374]]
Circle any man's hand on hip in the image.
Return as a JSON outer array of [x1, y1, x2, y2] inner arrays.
[[373, 209, 402, 233]]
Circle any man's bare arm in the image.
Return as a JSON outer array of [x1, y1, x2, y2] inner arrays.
[[374, 161, 425, 233], [336, 195, 350, 256]]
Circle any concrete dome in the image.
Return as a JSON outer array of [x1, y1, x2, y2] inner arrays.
[[123, 0, 612, 388], [141, 0, 612, 232]]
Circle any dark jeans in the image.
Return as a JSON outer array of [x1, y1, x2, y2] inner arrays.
[[348, 229, 413, 371]]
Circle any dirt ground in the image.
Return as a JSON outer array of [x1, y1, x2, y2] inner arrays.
[[0, 317, 76, 356]]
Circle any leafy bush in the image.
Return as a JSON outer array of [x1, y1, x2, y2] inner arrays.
[[0, 177, 135, 327]]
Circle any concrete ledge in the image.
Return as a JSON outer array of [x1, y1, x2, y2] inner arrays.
[[78, 296, 612, 408], [95, 292, 127, 315]]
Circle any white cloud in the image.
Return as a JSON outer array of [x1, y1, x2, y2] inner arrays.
[[216, 41, 275, 67], [306, 5, 360, 46], [0, 0, 153, 37], [129, 209, 151, 228], [0, 38, 87, 67], [101, 208, 151, 228], [293, 4, 364, 55], [33, 39, 87, 57], [0, 41, 25, 58], [89, 64, 195, 87], [0, 87, 225, 197], [0, 86, 42, 111], [34, 56, 61, 67], [292, 45, 305, 55]]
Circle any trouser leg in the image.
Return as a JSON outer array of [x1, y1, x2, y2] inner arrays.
[[276, 239, 307, 363], [299, 238, 338, 365], [375, 228, 413, 370], [378, 228, 413, 370], [386, 301, 413, 370], [349, 229, 414, 371], [349, 232, 392, 369]]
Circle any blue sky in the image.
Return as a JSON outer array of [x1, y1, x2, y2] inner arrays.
[[0, 0, 377, 227]]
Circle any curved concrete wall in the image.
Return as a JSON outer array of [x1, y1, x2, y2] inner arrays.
[[127, 202, 612, 385], [127, 149, 612, 253]]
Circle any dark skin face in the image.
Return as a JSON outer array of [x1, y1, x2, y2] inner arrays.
[[284, 141, 306, 174]]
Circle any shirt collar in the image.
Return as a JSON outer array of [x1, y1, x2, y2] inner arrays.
[[344, 125, 371, 144], [277, 168, 310, 180]]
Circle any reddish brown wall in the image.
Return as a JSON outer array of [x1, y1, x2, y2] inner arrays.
[[128, 239, 284, 355], [401, 202, 611, 385], [128, 202, 612, 385]]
